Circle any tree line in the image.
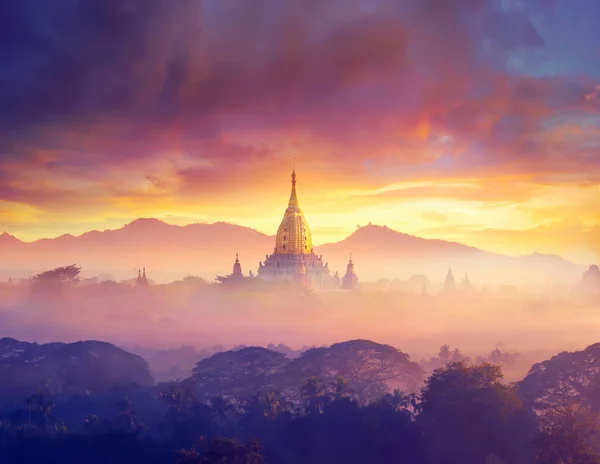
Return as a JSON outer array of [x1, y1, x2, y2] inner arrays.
[[2, 360, 600, 464]]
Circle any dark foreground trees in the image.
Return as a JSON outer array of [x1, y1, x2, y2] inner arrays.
[[2, 361, 600, 463], [419, 362, 536, 464]]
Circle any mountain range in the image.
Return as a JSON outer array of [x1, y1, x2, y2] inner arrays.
[[0, 218, 585, 286]]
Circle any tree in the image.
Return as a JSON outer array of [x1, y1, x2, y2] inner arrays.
[[30, 264, 81, 298], [286, 340, 424, 403], [438, 345, 452, 364], [301, 376, 328, 415], [177, 437, 265, 464], [419, 362, 535, 464], [374, 389, 421, 420], [114, 397, 142, 434], [533, 401, 600, 464], [210, 396, 236, 436], [520, 343, 600, 414], [192, 348, 287, 400]]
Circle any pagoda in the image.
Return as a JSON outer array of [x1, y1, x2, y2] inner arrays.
[[441, 267, 457, 293], [135, 268, 150, 289], [216, 254, 247, 284], [460, 272, 474, 293], [342, 254, 359, 289], [256, 168, 335, 288]]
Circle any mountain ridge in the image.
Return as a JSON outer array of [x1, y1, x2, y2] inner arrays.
[[0, 218, 584, 284]]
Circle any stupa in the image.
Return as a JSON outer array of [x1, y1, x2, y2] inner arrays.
[[342, 254, 359, 289], [256, 168, 335, 288]]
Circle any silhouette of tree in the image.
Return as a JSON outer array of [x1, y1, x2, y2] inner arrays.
[[301, 376, 328, 415], [520, 343, 600, 413], [177, 437, 265, 464], [210, 396, 236, 436], [419, 362, 535, 464], [30, 264, 81, 298], [533, 401, 600, 464]]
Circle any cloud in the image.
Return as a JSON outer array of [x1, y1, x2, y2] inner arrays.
[[423, 213, 448, 224], [0, 0, 599, 257]]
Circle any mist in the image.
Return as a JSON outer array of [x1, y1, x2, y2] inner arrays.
[[1, 266, 598, 382]]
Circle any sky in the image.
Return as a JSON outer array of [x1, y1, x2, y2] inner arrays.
[[0, 0, 599, 263]]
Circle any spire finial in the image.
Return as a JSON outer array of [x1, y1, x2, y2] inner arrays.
[[288, 162, 299, 208]]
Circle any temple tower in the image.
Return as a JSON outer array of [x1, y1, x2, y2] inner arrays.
[[342, 253, 359, 289], [232, 253, 243, 277], [442, 267, 457, 293], [256, 168, 335, 288], [460, 272, 473, 292], [135, 268, 150, 289]]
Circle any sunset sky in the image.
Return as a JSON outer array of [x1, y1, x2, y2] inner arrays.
[[0, 0, 599, 263]]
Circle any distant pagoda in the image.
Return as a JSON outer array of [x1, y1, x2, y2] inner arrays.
[[216, 254, 247, 284], [135, 268, 150, 289], [342, 254, 359, 289], [442, 267, 457, 293], [256, 168, 336, 288], [460, 272, 474, 293]]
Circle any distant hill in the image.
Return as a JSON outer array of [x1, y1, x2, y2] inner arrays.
[[0, 219, 585, 285], [317, 224, 583, 285], [0, 338, 154, 394]]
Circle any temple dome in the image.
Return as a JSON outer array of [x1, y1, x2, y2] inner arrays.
[[274, 169, 313, 254]]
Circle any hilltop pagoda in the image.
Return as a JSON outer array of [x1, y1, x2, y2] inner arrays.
[[256, 169, 335, 288]]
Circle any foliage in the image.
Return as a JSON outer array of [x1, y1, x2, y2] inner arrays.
[[176, 437, 265, 464], [533, 402, 600, 464], [2, 339, 600, 463], [283, 339, 424, 403], [520, 343, 600, 413], [32, 264, 82, 285], [192, 348, 288, 400], [30, 264, 82, 297], [419, 362, 535, 464], [0, 338, 153, 395]]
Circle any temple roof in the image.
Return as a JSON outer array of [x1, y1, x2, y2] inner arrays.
[[274, 169, 313, 255]]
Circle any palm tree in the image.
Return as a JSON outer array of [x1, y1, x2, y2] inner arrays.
[[115, 397, 138, 433], [24, 392, 57, 436], [375, 389, 421, 421], [301, 376, 328, 414], [262, 391, 288, 419], [160, 384, 196, 416], [330, 376, 348, 401], [210, 396, 235, 435], [439, 345, 452, 365]]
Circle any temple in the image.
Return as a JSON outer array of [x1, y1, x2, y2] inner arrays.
[[441, 267, 457, 293], [216, 254, 247, 284], [342, 254, 359, 289], [256, 169, 338, 288], [580, 264, 600, 295], [135, 268, 150, 288], [460, 273, 474, 293]]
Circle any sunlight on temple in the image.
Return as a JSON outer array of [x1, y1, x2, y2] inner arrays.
[[257, 169, 354, 289]]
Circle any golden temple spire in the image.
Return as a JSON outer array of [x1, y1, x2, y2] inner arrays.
[[288, 166, 299, 208]]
